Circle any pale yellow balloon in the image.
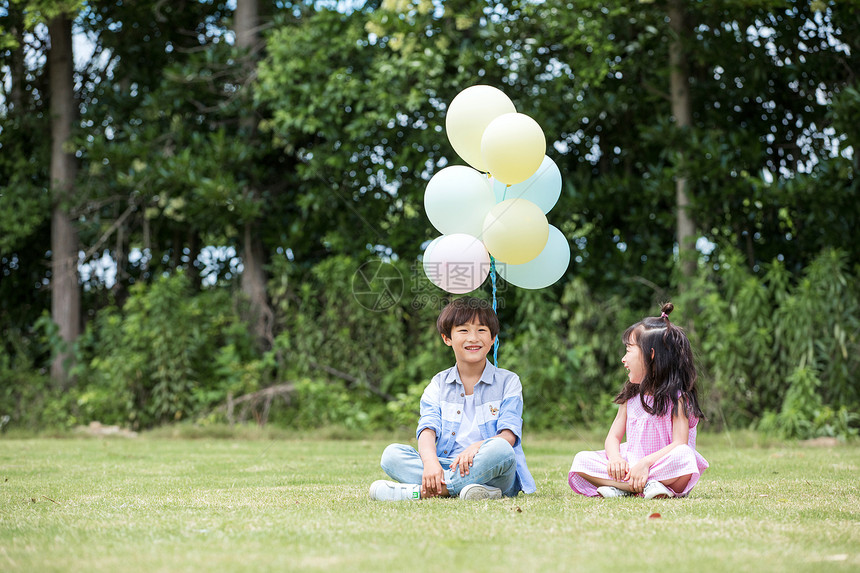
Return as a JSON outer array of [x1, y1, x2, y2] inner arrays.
[[482, 198, 549, 265], [445, 86, 516, 173], [481, 113, 546, 185]]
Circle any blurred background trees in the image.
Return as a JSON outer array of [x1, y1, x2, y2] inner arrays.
[[1, 0, 858, 439]]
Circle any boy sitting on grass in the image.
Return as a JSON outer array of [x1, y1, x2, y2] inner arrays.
[[370, 296, 536, 501]]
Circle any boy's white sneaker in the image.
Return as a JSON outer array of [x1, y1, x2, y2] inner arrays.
[[596, 486, 634, 498], [643, 481, 676, 499], [369, 480, 421, 501], [459, 484, 503, 501]]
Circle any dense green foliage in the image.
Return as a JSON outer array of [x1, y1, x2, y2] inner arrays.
[[1, 1, 858, 438], [75, 273, 265, 428]]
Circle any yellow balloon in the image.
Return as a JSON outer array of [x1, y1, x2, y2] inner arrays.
[[445, 86, 516, 173], [482, 198, 549, 265], [481, 113, 546, 185]]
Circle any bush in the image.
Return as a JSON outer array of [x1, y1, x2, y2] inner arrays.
[[10, 248, 857, 439], [76, 273, 263, 429], [678, 248, 860, 438], [498, 279, 635, 430], [263, 249, 860, 439], [268, 254, 450, 430], [0, 318, 72, 430]]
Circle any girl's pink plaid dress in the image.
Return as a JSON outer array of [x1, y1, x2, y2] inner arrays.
[[568, 395, 709, 497]]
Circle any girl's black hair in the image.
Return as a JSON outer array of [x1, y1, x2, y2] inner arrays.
[[614, 303, 705, 420]]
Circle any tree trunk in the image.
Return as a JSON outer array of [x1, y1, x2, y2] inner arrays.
[[9, 8, 25, 112], [241, 222, 273, 348], [668, 0, 697, 282], [48, 15, 81, 388], [235, 0, 273, 350], [235, 0, 259, 53]]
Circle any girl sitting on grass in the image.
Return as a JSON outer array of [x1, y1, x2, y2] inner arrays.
[[568, 303, 709, 499]]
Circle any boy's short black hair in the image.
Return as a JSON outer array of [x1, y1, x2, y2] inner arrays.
[[436, 297, 500, 338]]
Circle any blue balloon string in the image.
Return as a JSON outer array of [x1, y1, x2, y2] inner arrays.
[[490, 255, 499, 366], [489, 181, 508, 367]]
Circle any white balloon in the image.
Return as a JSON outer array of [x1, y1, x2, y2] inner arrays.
[[422, 234, 491, 294]]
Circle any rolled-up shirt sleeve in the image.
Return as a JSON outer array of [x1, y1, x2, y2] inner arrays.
[[416, 374, 443, 442]]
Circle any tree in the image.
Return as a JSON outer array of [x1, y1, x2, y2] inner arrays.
[[684, 1, 859, 274], [76, 0, 255, 294], [45, 5, 81, 387], [668, 0, 696, 282], [235, 0, 274, 350], [507, 0, 859, 295], [508, 1, 688, 300], [3, 0, 860, 432], [1, 4, 51, 318], [255, 0, 525, 265]]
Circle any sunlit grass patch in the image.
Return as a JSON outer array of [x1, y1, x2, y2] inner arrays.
[[1, 431, 858, 572]]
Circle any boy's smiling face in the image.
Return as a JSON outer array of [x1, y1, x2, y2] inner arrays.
[[441, 320, 496, 366]]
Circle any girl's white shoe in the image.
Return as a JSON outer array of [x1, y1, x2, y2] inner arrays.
[[596, 486, 634, 498], [643, 481, 675, 499]]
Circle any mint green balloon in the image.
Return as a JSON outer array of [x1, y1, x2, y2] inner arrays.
[[493, 156, 562, 214], [424, 166, 495, 238], [497, 225, 570, 289]]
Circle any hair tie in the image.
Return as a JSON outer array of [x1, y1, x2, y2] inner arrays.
[[660, 312, 669, 319]]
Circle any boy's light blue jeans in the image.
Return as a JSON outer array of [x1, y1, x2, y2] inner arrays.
[[380, 437, 518, 497]]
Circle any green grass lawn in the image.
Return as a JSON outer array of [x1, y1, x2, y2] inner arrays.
[[1, 429, 858, 572]]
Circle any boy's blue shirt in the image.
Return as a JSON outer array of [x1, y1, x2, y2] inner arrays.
[[416, 359, 537, 494]]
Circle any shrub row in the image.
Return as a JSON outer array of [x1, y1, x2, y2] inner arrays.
[[2, 248, 857, 439]]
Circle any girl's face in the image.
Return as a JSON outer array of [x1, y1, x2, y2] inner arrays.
[[622, 335, 647, 385]]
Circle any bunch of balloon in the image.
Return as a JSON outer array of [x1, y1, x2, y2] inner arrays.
[[422, 84, 570, 297]]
